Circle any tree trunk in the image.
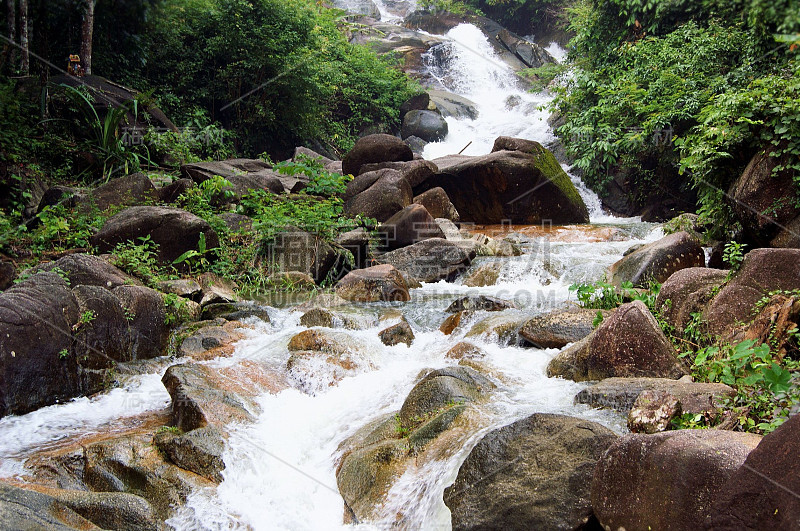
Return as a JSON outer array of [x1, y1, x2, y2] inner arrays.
[[6, 0, 15, 68], [80, 0, 95, 75], [18, 0, 28, 74]]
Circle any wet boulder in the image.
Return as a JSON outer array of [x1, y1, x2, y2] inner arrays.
[[336, 366, 494, 522], [425, 146, 588, 224], [446, 295, 516, 313], [547, 301, 686, 382], [704, 248, 800, 337], [519, 307, 606, 349], [154, 425, 226, 483], [398, 366, 495, 429], [592, 430, 762, 531], [655, 267, 728, 334], [335, 264, 410, 302], [378, 204, 445, 251], [413, 187, 460, 221], [401, 109, 448, 142], [178, 320, 245, 359], [461, 261, 502, 287], [83, 432, 214, 520], [609, 231, 705, 288], [465, 313, 525, 344], [342, 134, 413, 176], [708, 412, 800, 530], [0, 481, 151, 531], [91, 206, 219, 268], [428, 90, 479, 120], [445, 413, 617, 531], [445, 342, 487, 360], [375, 238, 475, 283], [378, 318, 415, 346], [161, 363, 257, 432]]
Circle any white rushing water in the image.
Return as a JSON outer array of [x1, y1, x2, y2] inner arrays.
[[0, 12, 662, 531]]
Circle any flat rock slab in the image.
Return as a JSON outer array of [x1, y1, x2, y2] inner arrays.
[[575, 376, 735, 415]]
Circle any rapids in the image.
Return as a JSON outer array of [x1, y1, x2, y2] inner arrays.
[[0, 5, 663, 530]]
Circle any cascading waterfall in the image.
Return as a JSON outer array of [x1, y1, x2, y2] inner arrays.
[[0, 11, 664, 531]]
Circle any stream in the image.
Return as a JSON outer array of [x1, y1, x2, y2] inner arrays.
[[0, 5, 664, 530]]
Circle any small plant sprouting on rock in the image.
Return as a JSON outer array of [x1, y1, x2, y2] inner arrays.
[[58, 348, 70, 359], [722, 241, 747, 274], [156, 425, 183, 436], [72, 310, 96, 332]]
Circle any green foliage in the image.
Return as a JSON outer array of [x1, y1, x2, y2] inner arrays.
[[239, 190, 366, 243], [555, 21, 751, 191], [722, 241, 747, 272], [21, 203, 108, 256], [556, 0, 798, 237], [58, 348, 70, 360], [145, 111, 236, 168], [163, 293, 193, 326], [60, 85, 152, 181], [418, 0, 483, 15], [681, 339, 800, 433], [172, 233, 217, 272], [519, 63, 567, 93], [140, 0, 418, 156], [569, 279, 660, 310], [675, 58, 800, 236], [274, 154, 353, 196], [109, 236, 164, 286]]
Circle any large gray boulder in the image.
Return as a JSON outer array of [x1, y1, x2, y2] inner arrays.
[[445, 413, 617, 531], [592, 430, 762, 531], [161, 363, 257, 432], [401, 109, 448, 142], [91, 206, 220, 268], [84, 173, 158, 211], [336, 366, 494, 522], [425, 146, 588, 224], [609, 231, 705, 288], [375, 238, 475, 283]]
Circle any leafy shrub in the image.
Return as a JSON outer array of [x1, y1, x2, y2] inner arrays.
[[109, 236, 164, 286], [273, 154, 353, 196], [681, 339, 800, 433], [139, 0, 419, 156]]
